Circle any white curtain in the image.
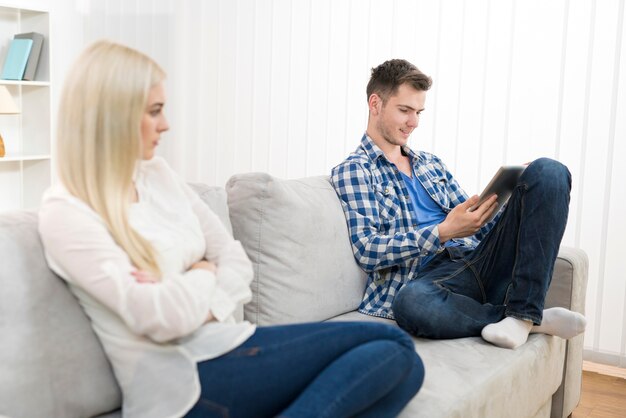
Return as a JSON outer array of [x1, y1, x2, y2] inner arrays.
[[55, 0, 626, 367]]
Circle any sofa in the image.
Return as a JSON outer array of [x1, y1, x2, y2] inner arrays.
[[0, 173, 588, 418]]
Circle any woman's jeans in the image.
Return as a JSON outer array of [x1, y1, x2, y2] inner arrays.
[[185, 321, 424, 418], [392, 158, 571, 339]]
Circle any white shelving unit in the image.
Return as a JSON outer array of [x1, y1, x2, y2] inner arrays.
[[0, 4, 50, 212]]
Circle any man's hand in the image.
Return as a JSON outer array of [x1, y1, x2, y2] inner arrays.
[[438, 195, 499, 243]]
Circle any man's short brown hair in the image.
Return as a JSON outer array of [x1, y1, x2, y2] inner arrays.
[[366, 59, 432, 103]]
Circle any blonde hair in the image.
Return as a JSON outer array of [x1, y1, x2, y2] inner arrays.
[[57, 40, 165, 277]]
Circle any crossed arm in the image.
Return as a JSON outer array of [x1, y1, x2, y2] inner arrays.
[[39, 184, 252, 343]]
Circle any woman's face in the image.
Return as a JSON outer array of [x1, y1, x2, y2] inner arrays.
[[140, 81, 169, 160]]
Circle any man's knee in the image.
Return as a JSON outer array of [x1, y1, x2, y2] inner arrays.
[[392, 281, 434, 337], [392, 282, 415, 319], [526, 157, 571, 192]]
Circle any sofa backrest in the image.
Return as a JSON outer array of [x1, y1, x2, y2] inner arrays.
[[0, 210, 121, 418], [0, 185, 231, 418], [226, 173, 367, 325], [188, 182, 233, 236]]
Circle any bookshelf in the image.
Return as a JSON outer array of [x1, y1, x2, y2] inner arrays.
[[0, 4, 50, 211]]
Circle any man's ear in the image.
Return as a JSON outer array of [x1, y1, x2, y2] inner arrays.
[[368, 94, 382, 116]]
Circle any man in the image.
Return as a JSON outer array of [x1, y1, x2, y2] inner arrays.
[[331, 59, 586, 349]]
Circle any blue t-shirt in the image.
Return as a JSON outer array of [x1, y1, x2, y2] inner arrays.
[[401, 167, 459, 267]]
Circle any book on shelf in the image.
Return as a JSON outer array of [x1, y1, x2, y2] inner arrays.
[[14, 32, 44, 81], [1, 38, 33, 80]]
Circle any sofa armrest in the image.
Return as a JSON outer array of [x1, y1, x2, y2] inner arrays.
[[545, 246, 589, 418], [545, 247, 588, 313]]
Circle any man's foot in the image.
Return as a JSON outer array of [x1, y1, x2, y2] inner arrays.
[[481, 317, 533, 349], [531, 307, 587, 339], [482, 307, 587, 350]]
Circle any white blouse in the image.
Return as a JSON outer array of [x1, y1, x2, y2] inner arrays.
[[38, 157, 256, 418]]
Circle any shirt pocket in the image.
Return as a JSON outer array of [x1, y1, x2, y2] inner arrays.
[[428, 176, 451, 210], [373, 181, 401, 221]]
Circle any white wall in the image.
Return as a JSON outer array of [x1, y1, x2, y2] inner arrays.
[[50, 0, 626, 367]]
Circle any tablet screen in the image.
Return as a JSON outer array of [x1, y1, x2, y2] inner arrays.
[[468, 165, 526, 221]]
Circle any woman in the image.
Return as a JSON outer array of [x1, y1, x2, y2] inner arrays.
[[39, 40, 424, 418]]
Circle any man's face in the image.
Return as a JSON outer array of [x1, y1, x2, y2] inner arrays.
[[371, 83, 426, 148]]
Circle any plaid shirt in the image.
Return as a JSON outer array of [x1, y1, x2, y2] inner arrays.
[[331, 134, 497, 319]]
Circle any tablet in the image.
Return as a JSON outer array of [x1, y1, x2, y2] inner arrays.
[[468, 165, 526, 221]]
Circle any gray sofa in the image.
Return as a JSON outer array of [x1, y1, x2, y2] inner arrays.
[[0, 174, 588, 418]]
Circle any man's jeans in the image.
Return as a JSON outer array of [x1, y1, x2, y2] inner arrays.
[[392, 158, 571, 339], [185, 321, 424, 418]]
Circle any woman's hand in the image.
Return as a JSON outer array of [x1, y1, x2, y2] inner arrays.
[[190, 260, 217, 323], [190, 260, 217, 273], [132, 260, 217, 283], [438, 194, 499, 243], [131, 270, 159, 283], [134, 261, 217, 322]]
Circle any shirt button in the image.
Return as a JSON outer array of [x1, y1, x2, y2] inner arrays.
[[384, 188, 389, 194]]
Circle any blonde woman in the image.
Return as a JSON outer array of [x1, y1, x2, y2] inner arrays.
[[39, 40, 424, 418]]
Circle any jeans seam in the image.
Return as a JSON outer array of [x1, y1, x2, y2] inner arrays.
[[505, 183, 527, 314], [228, 346, 261, 357], [270, 326, 361, 349], [467, 262, 487, 303], [432, 252, 489, 302], [491, 182, 539, 322], [245, 325, 388, 361], [248, 326, 355, 355], [193, 398, 230, 418]]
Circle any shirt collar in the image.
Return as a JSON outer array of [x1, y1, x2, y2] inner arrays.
[[361, 133, 421, 165]]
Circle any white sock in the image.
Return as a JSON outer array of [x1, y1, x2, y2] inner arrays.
[[531, 307, 587, 339], [481, 317, 533, 349]]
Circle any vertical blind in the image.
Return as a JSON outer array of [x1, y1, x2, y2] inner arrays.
[[68, 0, 626, 367]]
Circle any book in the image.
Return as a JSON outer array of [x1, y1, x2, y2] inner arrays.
[[1, 38, 33, 80], [14, 32, 44, 81]]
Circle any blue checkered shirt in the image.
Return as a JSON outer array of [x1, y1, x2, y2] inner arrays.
[[331, 134, 498, 319]]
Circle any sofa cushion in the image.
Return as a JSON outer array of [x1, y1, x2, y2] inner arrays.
[[226, 173, 367, 325], [329, 311, 566, 418], [0, 211, 121, 418]]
